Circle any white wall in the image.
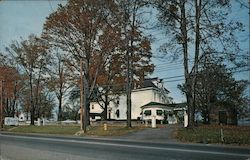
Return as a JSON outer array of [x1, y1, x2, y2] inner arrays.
[[90, 87, 171, 120], [90, 102, 104, 114]]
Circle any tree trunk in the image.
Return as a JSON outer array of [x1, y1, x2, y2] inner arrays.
[[58, 62, 64, 121], [58, 95, 63, 121], [126, 49, 132, 128], [103, 93, 108, 120], [83, 58, 90, 132], [10, 81, 18, 118], [29, 71, 35, 125], [180, 1, 195, 127], [126, 1, 137, 128], [192, 0, 202, 126]]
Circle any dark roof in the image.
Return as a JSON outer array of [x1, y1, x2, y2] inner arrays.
[[167, 103, 187, 108], [141, 102, 167, 107], [142, 77, 169, 93], [141, 102, 187, 108], [142, 78, 157, 88]]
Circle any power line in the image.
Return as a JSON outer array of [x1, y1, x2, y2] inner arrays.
[[163, 79, 184, 83], [161, 75, 184, 80]]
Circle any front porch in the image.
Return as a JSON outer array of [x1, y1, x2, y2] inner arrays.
[[141, 102, 187, 125]]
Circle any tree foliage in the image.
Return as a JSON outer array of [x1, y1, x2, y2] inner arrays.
[[195, 58, 247, 124], [46, 49, 72, 121], [155, 0, 246, 126], [43, 0, 154, 129], [0, 66, 22, 117], [6, 34, 52, 125], [43, 0, 126, 131]]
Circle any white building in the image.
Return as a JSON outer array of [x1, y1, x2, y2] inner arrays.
[[90, 77, 173, 121]]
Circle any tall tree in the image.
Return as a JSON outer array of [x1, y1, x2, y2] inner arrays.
[[118, 0, 154, 127], [195, 56, 248, 124], [0, 66, 21, 117], [155, 0, 245, 127], [93, 52, 125, 120], [47, 49, 71, 121], [43, 0, 124, 132], [6, 34, 50, 125], [36, 89, 55, 119]]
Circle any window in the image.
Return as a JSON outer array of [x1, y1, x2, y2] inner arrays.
[[92, 105, 94, 110], [117, 100, 119, 104], [156, 110, 163, 116], [144, 110, 151, 116], [116, 109, 120, 118]]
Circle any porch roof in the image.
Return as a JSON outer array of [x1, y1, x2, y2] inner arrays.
[[141, 102, 172, 110], [141, 102, 187, 110]]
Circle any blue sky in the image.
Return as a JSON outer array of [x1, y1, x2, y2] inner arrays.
[[0, 0, 249, 103]]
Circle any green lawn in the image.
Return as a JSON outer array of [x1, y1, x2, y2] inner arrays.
[[6, 125, 80, 135], [175, 125, 250, 145], [4, 125, 146, 136], [85, 125, 146, 136]]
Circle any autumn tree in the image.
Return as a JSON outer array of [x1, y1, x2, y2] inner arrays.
[[194, 56, 248, 124], [0, 66, 22, 117], [6, 34, 50, 125], [46, 49, 72, 121], [0, 65, 23, 129], [118, 0, 154, 127], [154, 0, 245, 127], [0, 53, 24, 129], [35, 88, 55, 119], [43, 0, 125, 132]]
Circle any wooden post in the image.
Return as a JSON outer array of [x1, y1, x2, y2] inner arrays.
[[220, 123, 224, 143]]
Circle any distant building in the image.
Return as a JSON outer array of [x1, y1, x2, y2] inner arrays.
[[90, 77, 173, 121], [210, 105, 238, 125], [15, 112, 30, 122]]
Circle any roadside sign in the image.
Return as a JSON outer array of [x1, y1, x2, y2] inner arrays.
[[4, 117, 19, 126]]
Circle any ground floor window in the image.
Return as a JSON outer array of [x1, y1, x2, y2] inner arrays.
[[156, 110, 163, 116], [144, 110, 151, 116]]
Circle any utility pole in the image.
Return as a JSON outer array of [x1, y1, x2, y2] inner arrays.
[[80, 59, 84, 131], [83, 59, 89, 133], [0, 80, 3, 129]]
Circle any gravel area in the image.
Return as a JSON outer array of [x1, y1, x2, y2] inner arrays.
[[117, 124, 182, 143]]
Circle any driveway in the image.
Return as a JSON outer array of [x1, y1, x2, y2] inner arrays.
[[118, 124, 181, 143]]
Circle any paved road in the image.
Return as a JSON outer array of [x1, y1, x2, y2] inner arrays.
[[0, 133, 250, 160], [117, 125, 178, 142]]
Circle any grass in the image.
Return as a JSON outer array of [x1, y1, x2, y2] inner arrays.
[[175, 125, 250, 145], [85, 125, 146, 136], [3, 125, 147, 136], [1, 125, 16, 131], [5, 125, 80, 135]]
